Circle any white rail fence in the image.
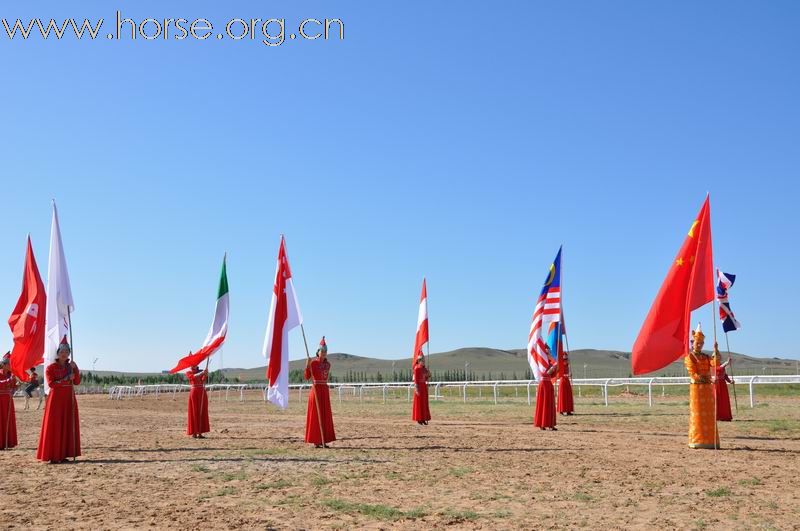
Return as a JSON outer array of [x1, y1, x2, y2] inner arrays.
[[105, 375, 800, 408]]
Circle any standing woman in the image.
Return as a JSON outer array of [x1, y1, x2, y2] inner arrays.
[[714, 351, 734, 422], [305, 337, 335, 448], [557, 349, 574, 416], [0, 353, 19, 450], [186, 365, 210, 438], [534, 345, 557, 431], [412, 354, 431, 425], [37, 336, 81, 463]]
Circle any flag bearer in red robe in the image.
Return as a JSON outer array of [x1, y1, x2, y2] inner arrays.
[[305, 337, 335, 448], [412, 355, 431, 425], [186, 365, 210, 438], [534, 345, 557, 430], [714, 351, 734, 422], [557, 349, 574, 416], [0, 353, 19, 450], [37, 337, 80, 463]]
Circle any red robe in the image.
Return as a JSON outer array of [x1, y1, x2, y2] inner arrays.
[[714, 366, 733, 422], [534, 374, 556, 429], [37, 362, 81, 462], [304, 358, 336, 445], [0, 370, 18, 449], [557, 357, 574, 414], [186, 371, 210, 436], [412, 364, 431, 422]]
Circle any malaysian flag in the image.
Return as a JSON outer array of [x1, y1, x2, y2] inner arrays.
[[717, 270, 741, 333], [527, 247, 562, 379]]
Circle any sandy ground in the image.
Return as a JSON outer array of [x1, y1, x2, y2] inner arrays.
[[1, 389, 799, 530]]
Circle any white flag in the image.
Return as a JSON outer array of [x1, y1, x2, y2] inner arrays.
[[263, 236, 303, 409], [44, 201, 74, 394]]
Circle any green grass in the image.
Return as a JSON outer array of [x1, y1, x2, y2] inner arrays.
[[255, 479, 292, 490], [440, 509, 479, 522], [311, 475, 332, 487], [738, 478, 763, 487], [321, 498, 426, 521], [706, 487, 732, 498], [573, 492, 594, 502], [190, 464, 210, 473], [220, 469, 247, 482]]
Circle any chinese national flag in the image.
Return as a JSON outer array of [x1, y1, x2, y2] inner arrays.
[[7, 237, 47, 382], [632, 196, 714, 375]]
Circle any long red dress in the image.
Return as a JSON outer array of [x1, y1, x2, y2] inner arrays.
[[0, 369, 18, 449], [557, 357, 574, 415], [304, 358, 336, 445], [37, 362, 81, 462], [186, 370, 210, 436], [534, 374, 556, 429], [714, 365, 733, 422], [412, 363, 431, 423]]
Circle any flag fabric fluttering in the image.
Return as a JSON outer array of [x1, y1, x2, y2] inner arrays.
[[527, 247, 562, 380], [8, 237, 47, 382], [170, 255, 230, 373], [44, 202, 75, 395], [716, 270, 741, 333], [632, 196, 714, 375], [263, 236, 303, 409], [412, 279, 429, 366]]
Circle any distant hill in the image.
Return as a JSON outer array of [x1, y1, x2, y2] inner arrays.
[[211, 347, 799, 382]]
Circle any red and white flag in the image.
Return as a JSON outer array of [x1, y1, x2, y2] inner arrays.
[[263, 236, 303, 409], [412, 278, 428, 365], [170, 255, 229, 373], [8, 237, 47, 382]]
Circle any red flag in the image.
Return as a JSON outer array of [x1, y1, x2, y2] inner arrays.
[[632, 196, 714, 375], [8, 237, 47, 382], [412, 279, 428, 365]]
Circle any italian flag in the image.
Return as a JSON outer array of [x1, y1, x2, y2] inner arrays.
[[170, 255, 230, 373]]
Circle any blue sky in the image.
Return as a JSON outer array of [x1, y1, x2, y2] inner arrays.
[[1, 1, 798, 372]]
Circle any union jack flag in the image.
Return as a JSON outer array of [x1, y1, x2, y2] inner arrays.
[[717, 270, 741, 333], [528, 247, 562, 379]]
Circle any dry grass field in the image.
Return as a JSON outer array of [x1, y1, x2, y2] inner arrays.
[[1, 389, 799, 530]]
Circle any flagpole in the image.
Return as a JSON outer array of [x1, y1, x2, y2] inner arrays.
[[724, 332, 739, 413], [711, 299, 719, 450], [68, 308, 78, 461], [300, 324, 326, 448]]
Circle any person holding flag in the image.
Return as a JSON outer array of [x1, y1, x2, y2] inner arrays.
[[528, 248, 563, 431], [412, 354, 431, 425], [713, 352, 734, 422], [534, 344, 557, 430], [411, 278, 431, 425], [557, 347, 574, 416], [169, 255, 229, 438], [185, 365, 210, 438], [304, 337, 335, 448], [632, 196, 718, 448], [0, 354, 19, 450], [37, 336, 81, 463]]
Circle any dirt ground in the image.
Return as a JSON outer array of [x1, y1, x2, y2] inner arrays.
[[1, 389, 799, 530]]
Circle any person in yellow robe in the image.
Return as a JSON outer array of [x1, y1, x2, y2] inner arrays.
[[684, 324, 720, 449]]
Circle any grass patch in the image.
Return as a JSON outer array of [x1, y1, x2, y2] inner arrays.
[[573, 491, 594, 502], [440, 509, 479, 522], [738, 477, 762, 487], [706, 487, 732, 498], [244, 448, 291, 456], [311, 475, 332, 487], [220, 469, 247, 482], [190, 464, 210, 473], [492, 510, 512, 518], [255, 479, 292, 490], [321, 498, 426, 521], [448, 466, 473, 478], [199, 486, 237, 500]]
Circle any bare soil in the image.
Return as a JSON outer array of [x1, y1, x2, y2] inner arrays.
[[1, 390, 799, 529]]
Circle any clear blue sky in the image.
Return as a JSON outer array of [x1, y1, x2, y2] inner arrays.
[[1, 1, 798, 372]]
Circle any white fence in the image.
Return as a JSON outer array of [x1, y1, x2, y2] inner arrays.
[[106, 375, 800, 409]]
